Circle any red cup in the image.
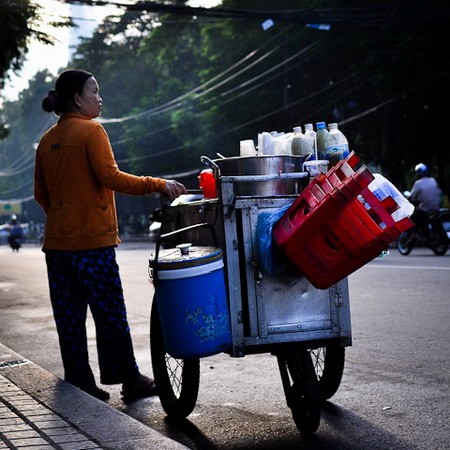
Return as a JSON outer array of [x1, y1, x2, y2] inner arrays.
[[198, 169, 217, 199]]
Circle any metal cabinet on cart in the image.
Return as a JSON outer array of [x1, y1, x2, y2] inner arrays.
[[218, 182, 352, 357]]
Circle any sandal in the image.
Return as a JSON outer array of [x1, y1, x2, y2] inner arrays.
[[121, 373, 158, 400]]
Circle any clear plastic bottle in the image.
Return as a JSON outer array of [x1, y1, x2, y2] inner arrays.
[[315, 122, 329, 160], [303, 123, 317, 159], [278, 132, 293, 155], [291, 126, 313, 157], [291, 126, 303, 156], [324, 123, 350, 166], [368, 173, 415, 221]]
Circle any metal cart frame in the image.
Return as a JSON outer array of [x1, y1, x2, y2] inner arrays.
[[150, 170, 352, 434]]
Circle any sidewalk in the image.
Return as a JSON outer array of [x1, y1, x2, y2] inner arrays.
[[0, 343, 188, 450]]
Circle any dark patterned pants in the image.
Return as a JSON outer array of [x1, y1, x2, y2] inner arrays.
[[45, 247, 139, 388]]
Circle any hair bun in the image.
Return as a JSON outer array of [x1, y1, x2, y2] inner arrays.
[[42, 89, 58, 113]]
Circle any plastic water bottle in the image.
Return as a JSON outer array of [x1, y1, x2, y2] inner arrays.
[[304, 123, 317, 160], [291, 126, 313, 157], [324, 123, 350, 166], [315, 122, 329, 160], [368, 173, 415, 221]]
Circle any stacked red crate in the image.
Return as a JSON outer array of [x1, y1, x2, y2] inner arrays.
[[273, 152, 414, 289]]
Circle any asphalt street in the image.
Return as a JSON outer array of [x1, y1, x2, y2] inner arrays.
[[0, 242, 449, 449]]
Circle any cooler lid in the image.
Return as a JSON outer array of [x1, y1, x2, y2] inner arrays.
[[153, 244, 223, 270]]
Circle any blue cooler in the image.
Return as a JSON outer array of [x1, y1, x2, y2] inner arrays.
[[153, 244, 231, 359]]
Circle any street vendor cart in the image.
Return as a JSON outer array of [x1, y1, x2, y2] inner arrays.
[[149, 154, 354, 435]]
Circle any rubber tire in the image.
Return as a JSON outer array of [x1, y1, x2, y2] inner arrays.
[[309, 345, 345, 401], [429, 227, 448, 255], [283, 351, 321, 435], [150, 298, 200, 419], [396, 231, 413, 255]]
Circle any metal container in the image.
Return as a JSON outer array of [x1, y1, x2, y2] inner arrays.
[[211, 155, 306, 196], [158, 199, 224, 247]]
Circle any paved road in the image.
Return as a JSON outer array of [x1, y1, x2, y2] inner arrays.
[[0, 242, 449, 449]]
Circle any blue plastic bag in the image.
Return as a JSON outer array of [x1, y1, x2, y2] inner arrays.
[[255, 204, 291, 275]]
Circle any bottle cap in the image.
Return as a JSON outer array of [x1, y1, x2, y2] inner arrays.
[[328, 123, 338, 129], [304, 123, 313, 130], [316, 122, 326, 129], [293, 126, 302, 133]]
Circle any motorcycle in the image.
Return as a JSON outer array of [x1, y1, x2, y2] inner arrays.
[[7, 220, 24, 252], [396, 208, 450, 255], [7, 234, 22, 252]]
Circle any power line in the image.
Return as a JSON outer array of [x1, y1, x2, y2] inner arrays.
[[99, 24, 292, 124], [109, 40, 321, 149], [62, 1, 450, 26], [108, 30, 351, 148], [0, 117, 55, 176], [115, 71, 360, 165]]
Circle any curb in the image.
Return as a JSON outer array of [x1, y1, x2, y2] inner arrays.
[[0, 343, 188, 450]]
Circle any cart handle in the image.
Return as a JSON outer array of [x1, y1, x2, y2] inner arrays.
[[201, 155, 221, 177], [159, 222, 217, 242]]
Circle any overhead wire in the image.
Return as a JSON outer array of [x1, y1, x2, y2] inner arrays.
[[116, 70, 360, 167], [111, 29, 353, 153], [116, 73, 367, 180], [109, 24, 353, 134], [107, 41, 284, 124], [99, 23, 293, 124], [340, 66, 450, 127], [62, 1, 450, 27], [98, 47, 267, 123], [0, 117, 56, 176]]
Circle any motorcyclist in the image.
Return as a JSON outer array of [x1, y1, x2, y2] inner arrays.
[[7, 215, 24, 251], [409, 163, 442, 229]]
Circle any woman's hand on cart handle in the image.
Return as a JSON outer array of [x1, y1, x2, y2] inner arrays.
[[162, 180, 187, 199]]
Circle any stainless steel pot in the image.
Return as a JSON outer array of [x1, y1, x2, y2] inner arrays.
[[159, 199, 225, 247], [209, 155, 306, 196], [213, 155, 303, 176]]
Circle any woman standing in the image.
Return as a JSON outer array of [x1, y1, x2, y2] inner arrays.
[[34, 69, 186, 400]]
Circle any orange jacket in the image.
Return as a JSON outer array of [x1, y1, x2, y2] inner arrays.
[[34, 113, 166, 250]]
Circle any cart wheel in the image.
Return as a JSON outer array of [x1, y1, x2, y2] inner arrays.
[[309, 345, 345, 401], [277, 350, 321, 435], [150, 297, 200, 419]]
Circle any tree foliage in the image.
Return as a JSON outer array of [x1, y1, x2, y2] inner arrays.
[[1, 0, 450, 222], [0, 0, 72, 90], [0, 0, 36, 89]]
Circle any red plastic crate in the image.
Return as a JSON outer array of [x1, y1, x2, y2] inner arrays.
[[273, 152, 414, 289]]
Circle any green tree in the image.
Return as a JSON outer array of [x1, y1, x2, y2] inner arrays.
[[0, 0, 72, 89], [2, 0, 449, 213], [0, 0, 38, 90], [0, 0, 72, 141], [0, 69, 54, 204]]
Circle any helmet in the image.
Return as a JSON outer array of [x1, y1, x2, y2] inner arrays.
[[414, 163, 428, 176]]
